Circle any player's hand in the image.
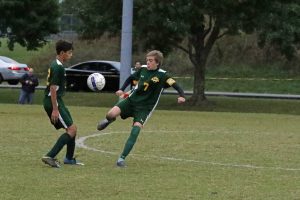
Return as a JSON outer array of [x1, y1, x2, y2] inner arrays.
[[115, 90, 124, 97], [51, 110, 59, 124], [177, 97, 185, 104], [121, 91, 130, 99]]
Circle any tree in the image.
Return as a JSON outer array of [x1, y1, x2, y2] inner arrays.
[[60, 0, 122, 39], [257, 2, 300, 60], [64, 0, 300, 105], [0, 0, 60, 50]]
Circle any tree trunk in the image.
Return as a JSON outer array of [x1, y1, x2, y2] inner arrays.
[[188, 56, 207, 105], [188, 24, 220, 106]]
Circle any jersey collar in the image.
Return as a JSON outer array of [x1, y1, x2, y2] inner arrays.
[[56, 59, 63, 66]]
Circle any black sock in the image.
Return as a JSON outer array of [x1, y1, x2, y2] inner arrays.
[[66, 136, 76, 160]]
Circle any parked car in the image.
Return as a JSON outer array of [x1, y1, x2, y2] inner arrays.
[[65, 60, 134, 92], [0, 56, 29, 85]]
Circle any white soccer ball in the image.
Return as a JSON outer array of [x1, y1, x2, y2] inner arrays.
[[87, 73, 106, 91]]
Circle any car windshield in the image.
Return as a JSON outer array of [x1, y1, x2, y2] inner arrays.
[[111, 62, 120, 70], [0, 56, 18, 64]]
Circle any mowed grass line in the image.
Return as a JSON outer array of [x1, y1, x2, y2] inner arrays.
[[0, 104, 299, 200]]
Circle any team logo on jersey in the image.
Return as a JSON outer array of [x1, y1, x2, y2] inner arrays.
[[151, 77, 159, 83]]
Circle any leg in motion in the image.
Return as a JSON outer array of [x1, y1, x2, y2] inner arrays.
[[97, 106, 120, 131], [42, 133, 72, 168], [63, 125, 84, 165], [97, 117, 116, 131], [117, 126, 141, 167]]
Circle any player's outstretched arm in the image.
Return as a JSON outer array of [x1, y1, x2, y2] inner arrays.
[[172, 83, 186, 104], [117, 74, 137, 98], [119, 75, 134, 91], [116, 75, 131, 97]]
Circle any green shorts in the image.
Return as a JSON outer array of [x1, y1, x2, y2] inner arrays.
[[116, 98, 153, 125], [43, 96, 73, 130]]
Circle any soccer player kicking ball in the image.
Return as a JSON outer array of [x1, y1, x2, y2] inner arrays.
[[97, 50, 185, 167], [42, 40, 83, 168]]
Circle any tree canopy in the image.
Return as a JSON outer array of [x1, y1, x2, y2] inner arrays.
[[66, 0, 299, 104], [3, 0, 299, 104], [0, 0, 60, 50], [257, 2, 300, 60]]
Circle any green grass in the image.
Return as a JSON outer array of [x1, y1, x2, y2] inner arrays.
[[206, 78, 300, 94], [0, 38, 53, 64], [2, 88, 300, 115], [174, 77, 300, 94], [0, 104, 299, 200]]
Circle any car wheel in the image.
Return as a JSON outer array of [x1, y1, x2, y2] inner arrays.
[[8, 80, 19, 85], [0, 74, 3, 84]]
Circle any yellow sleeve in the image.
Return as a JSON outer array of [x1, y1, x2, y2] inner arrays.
[[166, 78, 176, 86]]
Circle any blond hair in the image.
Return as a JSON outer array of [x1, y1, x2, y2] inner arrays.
[[146, 50, 164, 66]]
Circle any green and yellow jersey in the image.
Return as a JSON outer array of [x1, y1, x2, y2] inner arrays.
[[44, 59, 66, 97], [128, 67, 175, 109]]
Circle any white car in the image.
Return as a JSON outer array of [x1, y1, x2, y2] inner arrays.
[[0, 56, 29, 85]]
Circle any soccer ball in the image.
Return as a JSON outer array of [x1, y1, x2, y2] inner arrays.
[[87, 73, 106, 91]]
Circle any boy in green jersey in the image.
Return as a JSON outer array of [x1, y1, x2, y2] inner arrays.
[[42, 40, 83, 168], [97, 50, 185, 167]]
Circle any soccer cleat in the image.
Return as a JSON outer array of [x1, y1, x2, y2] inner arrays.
[[42, 156, 61, 168], [63, 158, 84, 166], [116, 158, 126, 168], [97, 118, 115, 131]]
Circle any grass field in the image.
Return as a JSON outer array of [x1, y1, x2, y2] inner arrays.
[[0, 103, 299, 200], [3, 88, 300, 115]]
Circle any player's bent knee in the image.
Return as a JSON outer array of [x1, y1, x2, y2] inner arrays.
[[133, 122, 143, 128], [107, 106, 121, 119], [67, 124, 77, 137]]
